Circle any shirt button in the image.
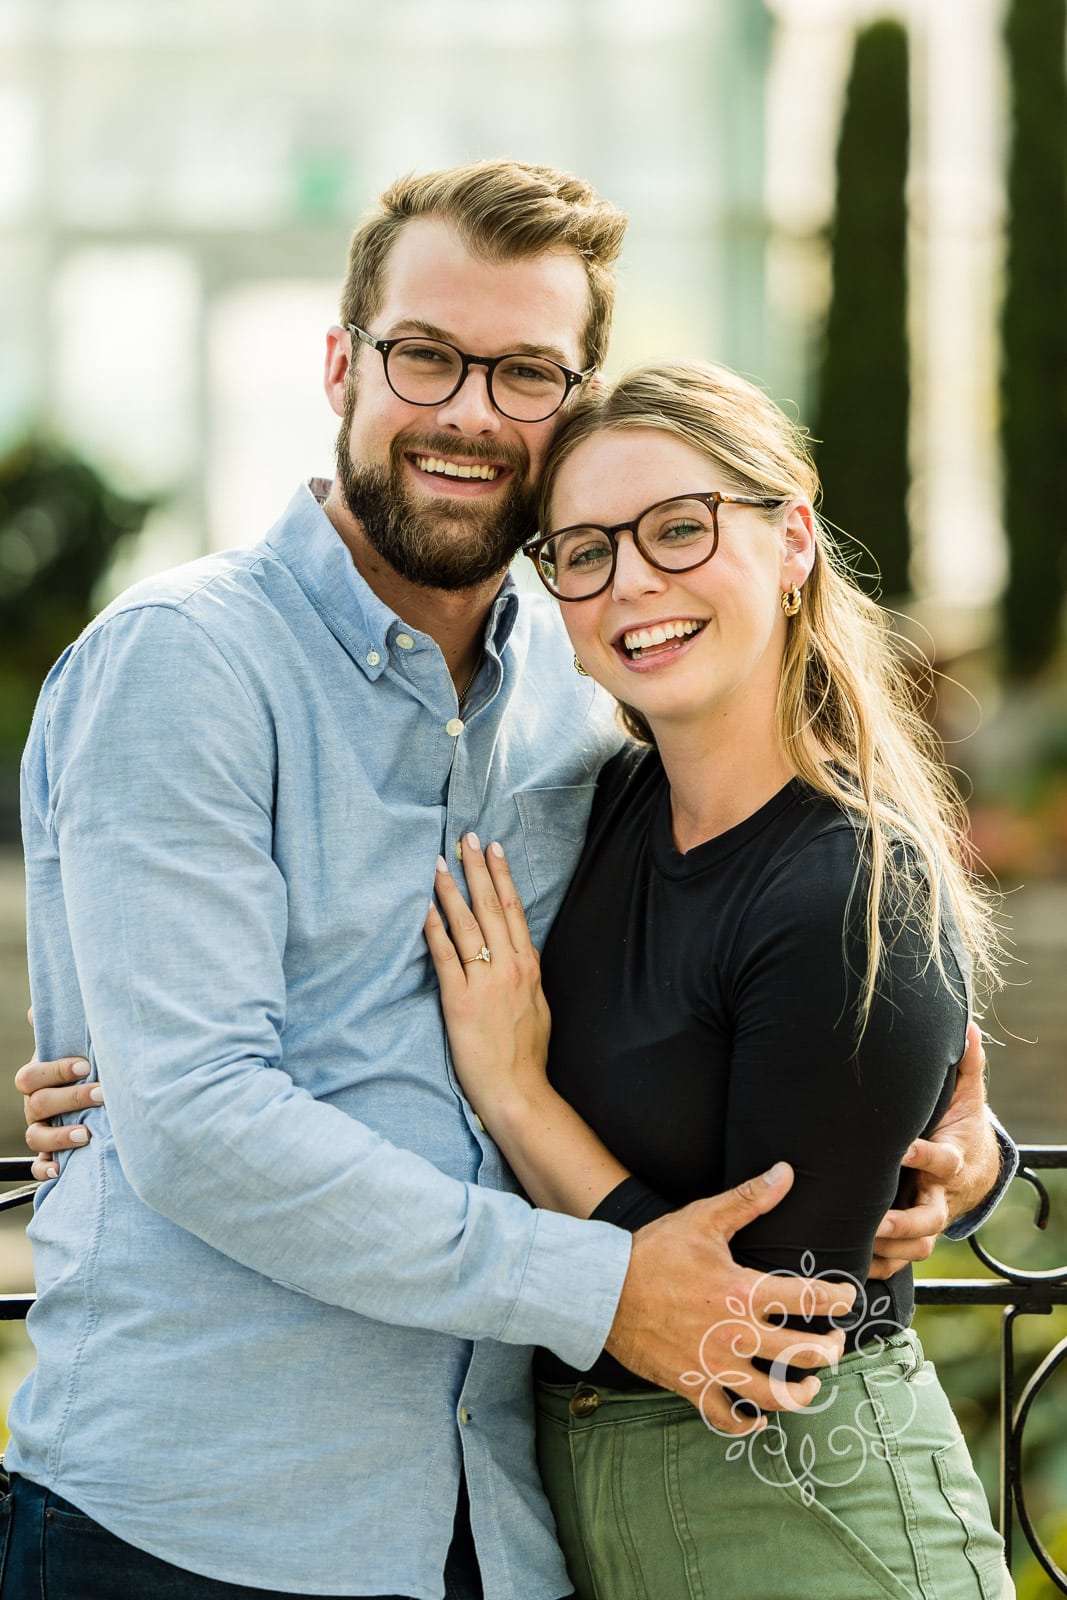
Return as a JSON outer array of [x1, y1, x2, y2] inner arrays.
[[459, 1406, 471, 1425], [396, 632, 415, 650], [569, 1387, 600, 1419], [366, 650, 381, 667], [445, 718, 465, 736]]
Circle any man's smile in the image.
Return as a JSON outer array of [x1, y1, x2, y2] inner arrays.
[[409, 452, 507, 486]]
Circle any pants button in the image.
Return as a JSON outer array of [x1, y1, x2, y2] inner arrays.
[[569, 1386, 601, 1418]]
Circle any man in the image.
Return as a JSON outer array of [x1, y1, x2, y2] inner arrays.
[[5, 162, 1010, 1600]]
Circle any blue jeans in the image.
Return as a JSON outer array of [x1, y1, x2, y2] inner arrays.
[[0, 1472, 484, 1600]]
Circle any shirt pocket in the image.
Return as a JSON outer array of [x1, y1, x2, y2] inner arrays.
[[513, 785, 596, 928]]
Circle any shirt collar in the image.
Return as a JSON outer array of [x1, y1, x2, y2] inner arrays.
[[263, 480, 521, 680]]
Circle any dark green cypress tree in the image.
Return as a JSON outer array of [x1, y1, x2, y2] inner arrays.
[[1000, 0, 1067, 678], [814, 20, 910, 598]]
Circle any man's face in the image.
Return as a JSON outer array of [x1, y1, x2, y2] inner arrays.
[[335, 217, 591, 592]]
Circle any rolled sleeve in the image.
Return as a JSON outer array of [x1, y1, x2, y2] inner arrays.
[[495, 1204, 631, 1368], [943, 1111, 1019, 1240]]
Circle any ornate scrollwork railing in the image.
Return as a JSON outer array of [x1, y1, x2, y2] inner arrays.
[[0, 1156, 36, 1320], [915, 1145, 1067, 1594], [2, 1147, 1066, 1587]]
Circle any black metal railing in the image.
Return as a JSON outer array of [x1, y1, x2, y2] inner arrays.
[[914, 1145, 1067, 1594], [0, 1156, 36, 1320], [2, 1146, 1066, 1588]]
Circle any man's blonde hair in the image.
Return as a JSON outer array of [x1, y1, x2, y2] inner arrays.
[[339, 160, 628, 370], [539, 361, 1002, 1034]]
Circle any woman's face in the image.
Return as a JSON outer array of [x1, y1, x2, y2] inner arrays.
[[546, 428, 811, 738]]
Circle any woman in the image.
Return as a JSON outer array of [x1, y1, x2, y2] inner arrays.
[[424, 361, 1013, 1599]]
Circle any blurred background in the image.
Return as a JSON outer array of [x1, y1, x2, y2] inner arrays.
[[0, 0, 1065, 1590]]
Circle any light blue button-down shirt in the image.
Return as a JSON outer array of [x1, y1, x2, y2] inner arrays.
[[11, 482, 632, 1599]]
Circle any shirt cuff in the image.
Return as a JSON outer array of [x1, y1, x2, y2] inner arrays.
[[943, 1110, 1019, 1240], [496, 1206, 632, 1370]]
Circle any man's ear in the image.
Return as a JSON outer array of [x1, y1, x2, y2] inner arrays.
[[324, 325, 351, 419], [781, 500, 817, 591]]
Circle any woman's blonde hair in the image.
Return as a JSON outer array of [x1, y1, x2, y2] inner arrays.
[[538, 360, 1001, 1031]]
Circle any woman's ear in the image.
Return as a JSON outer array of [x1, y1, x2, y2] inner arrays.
[[781, 499, 817, 590]]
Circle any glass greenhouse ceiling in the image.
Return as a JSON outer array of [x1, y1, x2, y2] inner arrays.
[[0, 0, 716, 46]]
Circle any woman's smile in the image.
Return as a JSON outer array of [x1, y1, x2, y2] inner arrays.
[[614, 616, 708, 666]]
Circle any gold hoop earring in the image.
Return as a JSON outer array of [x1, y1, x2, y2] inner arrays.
[[781, 585, 802, 618], [573, 655, 589, 676]]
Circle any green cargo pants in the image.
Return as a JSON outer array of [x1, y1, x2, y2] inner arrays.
[[536, 1330, 1013, 1600]]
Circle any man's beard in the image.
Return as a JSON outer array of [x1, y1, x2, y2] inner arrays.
[[335, 395, 538, 593]]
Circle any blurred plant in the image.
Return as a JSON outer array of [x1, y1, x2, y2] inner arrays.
[[815, 18, 910, 600], [970, 788, 1067, 881], [1000, 0, 1067, 679], [967, 681, 1067, 878], [0, 438, 155, 762]]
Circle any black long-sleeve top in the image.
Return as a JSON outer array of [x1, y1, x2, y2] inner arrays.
[[535, 745, 968, 1389]]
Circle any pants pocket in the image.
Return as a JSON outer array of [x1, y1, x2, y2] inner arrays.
[[757, 1346, 1013, 1600], [41, 1492, 164, 1599], [934, 1437, 1015, 1599], [660, 1409, 918, 1600], [752, 1428, 918, 1599]]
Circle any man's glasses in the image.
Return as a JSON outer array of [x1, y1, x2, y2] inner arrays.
[[524, 491, 787, 601], [346, 324, 594, 423]]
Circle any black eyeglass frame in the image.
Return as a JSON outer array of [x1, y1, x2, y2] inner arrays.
[[345, 323, 594, 422], [523, 490, 789, 601]]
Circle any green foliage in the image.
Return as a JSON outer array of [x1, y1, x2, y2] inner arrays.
[[915, 1167, 1067, 1592], [1000, 0, 1067, 679], [0, 438, 154, 762], [814, 19, 911, 599]]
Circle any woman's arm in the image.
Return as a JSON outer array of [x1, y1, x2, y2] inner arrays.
[[426, 827, 988, 1284], [724, 828, 969, 1287], [427, 834, 855, 1412], [425, 835, 630, 1216]]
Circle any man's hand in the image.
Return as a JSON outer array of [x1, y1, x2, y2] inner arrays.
[[15, 1010, 102, 1180], [870, 1021, 998, 1279], [605, 1163, 855, 1434]]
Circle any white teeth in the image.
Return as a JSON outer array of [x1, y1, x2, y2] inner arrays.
[[622, 620, 704, 654], [414, 456, 500, 481]]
